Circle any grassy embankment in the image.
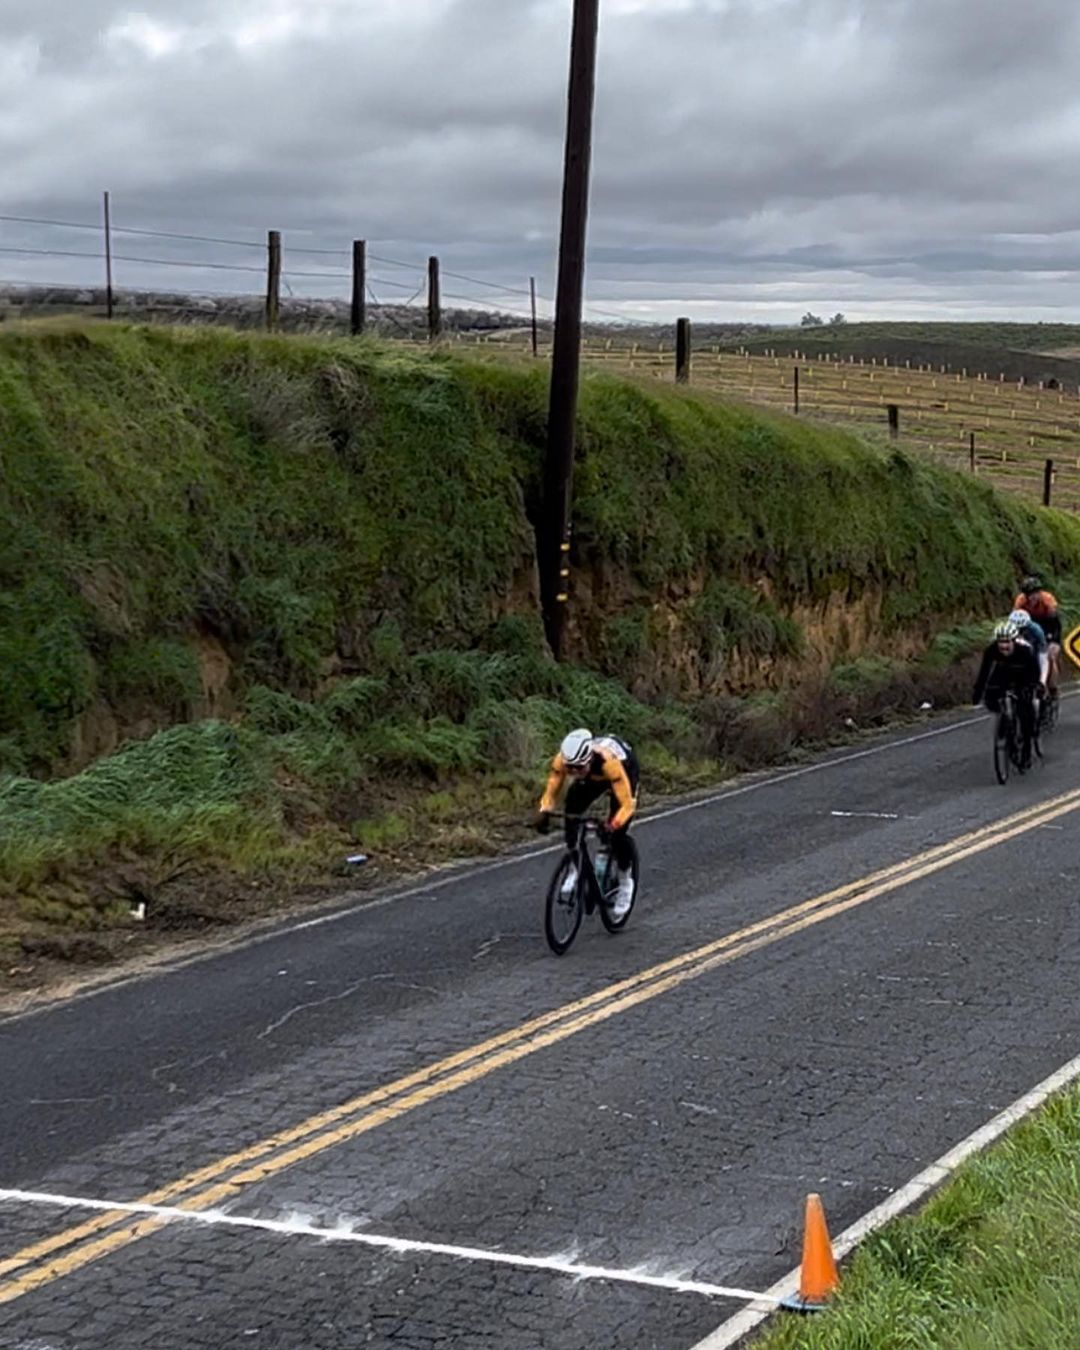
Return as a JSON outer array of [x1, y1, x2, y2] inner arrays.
[[756, 1082, 1080, 1349], [2, 321, 1079, 968]]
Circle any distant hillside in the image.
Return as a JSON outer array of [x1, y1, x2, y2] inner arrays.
[[723, 322, 1080, 353], [709, 323, 1080, 388]]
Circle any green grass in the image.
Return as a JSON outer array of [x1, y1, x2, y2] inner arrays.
[[754, 1083, 1080, 1349], [3, 321, 1079, 776], [0, 640, 703, 931], [2, 320, 1080, 954]]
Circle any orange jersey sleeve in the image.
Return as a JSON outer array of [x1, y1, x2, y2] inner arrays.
[[539, 754, 567, 814]]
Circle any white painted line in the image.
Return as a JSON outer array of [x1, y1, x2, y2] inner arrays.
[[5, 696, 1071, 1024], [830, 810, 901, 820], [261, 715, 998, 940], [691, 1042, 1080, 1349], [0, 1188, 778, 1306]]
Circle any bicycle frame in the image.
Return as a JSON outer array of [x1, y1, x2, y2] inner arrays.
[[562, 815, 613, 915]]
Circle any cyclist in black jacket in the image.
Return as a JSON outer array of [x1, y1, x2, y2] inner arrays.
[[973, 620, 1041, 767]]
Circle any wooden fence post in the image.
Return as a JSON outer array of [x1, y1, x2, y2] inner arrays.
[[530, 277, 539, 357], [265, 230, 281, 331], [887, 404, 899, 439], [102, 190, 114, 320], [350, 240, 366, 336], [793, 365, 800, 414], [1043, 458, 1055, 507], [675, 317, 691, 383], [427, 256, 441, 341], [969, 431, 976, 472]]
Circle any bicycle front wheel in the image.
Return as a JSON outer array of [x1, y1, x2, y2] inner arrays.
[[545, 855, 584, 955], [994, 713, 1011, 785]]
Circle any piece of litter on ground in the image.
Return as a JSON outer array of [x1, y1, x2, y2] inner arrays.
[[345, 854, 369, 866], [919, 701, 933, 710], [129, 902, 147, 922]]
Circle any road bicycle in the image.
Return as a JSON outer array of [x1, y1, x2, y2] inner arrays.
[[544, 814, 640, 956], [993, 688, 1038, 785]]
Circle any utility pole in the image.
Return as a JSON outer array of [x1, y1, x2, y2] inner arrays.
[[540, 0, 601, 659]]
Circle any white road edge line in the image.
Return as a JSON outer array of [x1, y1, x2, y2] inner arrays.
[[830, 811, 901, 820], [0, 708, 999, 1024], [691, 1042, 1080, 1349], [0, 1188, 779, 1306]]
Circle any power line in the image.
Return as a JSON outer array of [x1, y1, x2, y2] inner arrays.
[[442, 290, 535, 319], [368, 251, 427, 274], [0, 212, 102, 235], [281, 268, 350, 281], [583, 302, 648, 325], [442, 269, 533, 298], [2, 213, 549, 305], [0, 244, 266, 273], [367, 250, 534, 299], [0, 245, 104, 261], [0, 212, 262, 250], [0, 276, 268, 301]]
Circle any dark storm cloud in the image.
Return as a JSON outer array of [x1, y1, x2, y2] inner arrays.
[[3, 0, 1080, 320]]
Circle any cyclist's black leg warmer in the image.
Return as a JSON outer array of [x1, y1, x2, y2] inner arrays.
[[610, 826, 633, 870], [1018, 689, 1036, 744]]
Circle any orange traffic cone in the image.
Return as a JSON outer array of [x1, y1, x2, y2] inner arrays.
[[781, 1193, 839, 1312]]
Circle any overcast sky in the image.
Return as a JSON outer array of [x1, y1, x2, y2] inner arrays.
[[3, 0, 1080, 323]]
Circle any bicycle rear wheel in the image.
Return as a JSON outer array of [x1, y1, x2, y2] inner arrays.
[[994, 713, 1011, 785], [1044, 689, 1060, 735], [545, 855, 584, 955], [599, 836, 639, 933]]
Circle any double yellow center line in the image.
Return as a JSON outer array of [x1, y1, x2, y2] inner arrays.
[[3, 785, 1080, 1306]]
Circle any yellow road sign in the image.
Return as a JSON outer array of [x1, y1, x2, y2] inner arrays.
[[1065, 624, 1080, 670]]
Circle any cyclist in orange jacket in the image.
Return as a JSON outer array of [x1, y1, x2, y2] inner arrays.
[[1014, 575, 1062, 690], [536, 729, 639, 916]]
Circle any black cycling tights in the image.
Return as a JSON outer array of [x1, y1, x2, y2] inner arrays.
[[564, 779, 634, 868]]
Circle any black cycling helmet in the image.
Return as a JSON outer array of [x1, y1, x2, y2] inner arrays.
[[1021, 574, 1043, 595]]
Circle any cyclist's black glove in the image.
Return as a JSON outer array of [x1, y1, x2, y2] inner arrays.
[[535, 811, 552, 835], [597, 822, 613, 843]]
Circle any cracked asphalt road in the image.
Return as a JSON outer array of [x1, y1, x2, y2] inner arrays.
[[2, 704, 1079, 1348]]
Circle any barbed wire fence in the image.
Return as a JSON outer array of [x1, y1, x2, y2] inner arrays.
[[3, 198, 1079, 510], [0, 198, 640, 341]]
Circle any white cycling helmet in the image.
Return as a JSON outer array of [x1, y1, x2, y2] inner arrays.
[[994, 620, 1020, 641], [560, 728, 594, 768], [1008, 609, 1031, 627]]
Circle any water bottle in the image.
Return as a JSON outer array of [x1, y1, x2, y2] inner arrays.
[[595, 848, 610, 892]]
